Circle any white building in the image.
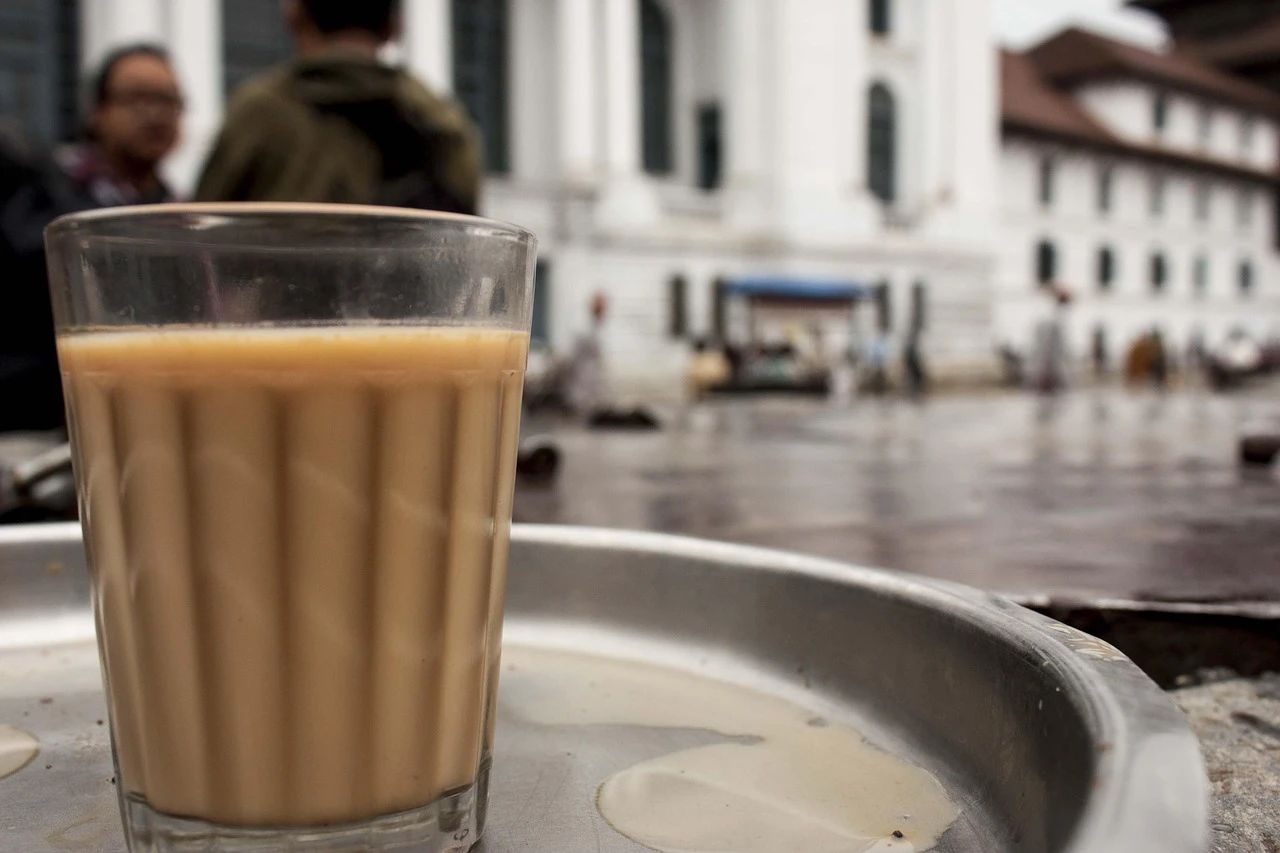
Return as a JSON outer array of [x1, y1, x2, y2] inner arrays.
[[465, 0, 1001, 396], [2, 1, 1277, 393], [997, 28, 1280, 369]]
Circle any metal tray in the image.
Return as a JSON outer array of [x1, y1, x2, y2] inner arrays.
[[0, 523, 1207, 852]]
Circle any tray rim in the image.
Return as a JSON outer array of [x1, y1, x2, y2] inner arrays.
[[511, 525, 1209, 853], [1, 522, 1209, 852]]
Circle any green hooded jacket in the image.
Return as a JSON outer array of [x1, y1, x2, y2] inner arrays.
[[195, 55, 480, 214]]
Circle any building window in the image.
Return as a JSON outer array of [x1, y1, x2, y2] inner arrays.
[[1239, 260, 1254, 297], [640, 0, 673, 175], [453, 0, 510, 173], [1097, 166, 1113, 214], [0, 0, 81, 143], [222, 0, 291, 96], [1237, 187, 1254, 227], [1152, 92, 1168, 134], [1193, 255, 1208, 298], [1149, 173, 1165, 217], [531, 260, 551, 342], [1038, 156, 1055, 208], [867, 81, 896, 202], [696, 102, 722, 191], [1096, 246, 1115, 291], [1197, 104, 1212, 146], [1240, 116, 1255, 154], [869, 0, 891, 35], [1194, 182, 1210, 222], [712, 277, 728, 338], [1035, 240, 1057, 285], [668, 274, 688, 338], [1150, 251, 1168, 293]]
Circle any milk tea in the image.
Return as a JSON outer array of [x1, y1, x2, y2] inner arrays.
[[59, 326, 527, 827]]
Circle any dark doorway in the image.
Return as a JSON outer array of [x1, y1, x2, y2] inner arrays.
[[453, 0, 510, 173], [696, 102, 721, 191]]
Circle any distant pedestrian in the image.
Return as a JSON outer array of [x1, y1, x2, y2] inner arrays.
[[1150, 329, 1168, 389], [1091, 326, 1108, 378], [687, 338, 730, 400], [1028, 289, 1071, 393], [903, 330, 928, 397], [196, 0, 479, 212], [864, 333, 890, 394], [566, 292, 608, 414]]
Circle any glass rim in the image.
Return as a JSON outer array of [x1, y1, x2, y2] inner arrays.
[[45, 201, 535, 245]]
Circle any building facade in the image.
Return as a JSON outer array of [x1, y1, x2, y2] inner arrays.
[[464, 0, 1001, 396], [2, 1, 1277, 393], [997, 29, 1280, 365]]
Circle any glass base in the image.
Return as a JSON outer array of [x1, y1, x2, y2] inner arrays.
[[120, 763, 487, 852]]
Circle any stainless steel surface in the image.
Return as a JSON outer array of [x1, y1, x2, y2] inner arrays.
[[0, 523, 1207, 852]]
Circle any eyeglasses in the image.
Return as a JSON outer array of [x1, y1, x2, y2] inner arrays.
[[104, 89, 185, 114]]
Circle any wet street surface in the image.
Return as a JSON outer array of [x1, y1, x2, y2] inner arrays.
[[516, 382, 1280, 603]]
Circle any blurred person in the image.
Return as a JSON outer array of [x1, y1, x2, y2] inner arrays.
[[1125, 332, 1154, 386], [1149, 329, 1169, 389], [864, 332, 890, 394], [0, 44, 181, 431], [0, 131, 64, 431], [196, 0, 479, 212], [56, 44, 181, 207], [1028, 288, 1071, 394], [687, 338, 730, 401], [903, 329, 928, 398], [829, 346, 858, 404], [566, 292, 609, 414], [1091, 327, 1109, 379]]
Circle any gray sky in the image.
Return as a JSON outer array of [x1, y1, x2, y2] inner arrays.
[[992, 0, 1168, 49]]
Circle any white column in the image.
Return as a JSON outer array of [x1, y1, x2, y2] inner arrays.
[[949, 0, 998, 225], [722, 0, 769, 228], [723, 0, 765, 181], [600, 0, 641, 176], [557, 0, 597, 183], [595, 0, 657, 227], [921, 0, 998, 243], [402, 0, 452, 93], [757, 0, 874, 243], [846, 0, 870, 203], [81, 0, 167, 69], [164, 0, 223, 194], [919, 0, 946, 213]]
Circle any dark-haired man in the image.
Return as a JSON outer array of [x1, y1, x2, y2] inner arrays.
[[196, 0, 479, 213], [57, 43, 182, 206]]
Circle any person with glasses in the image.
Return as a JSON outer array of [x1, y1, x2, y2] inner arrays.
[[54, 43, 184, 207], [0, 44, 182, 431]]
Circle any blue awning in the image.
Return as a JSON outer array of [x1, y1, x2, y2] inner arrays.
[[724, 276, 872, 301]]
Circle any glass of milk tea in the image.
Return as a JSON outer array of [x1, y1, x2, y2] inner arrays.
[[44, 204, 535, 852]]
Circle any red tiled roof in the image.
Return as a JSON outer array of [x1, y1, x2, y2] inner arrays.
[[1028, 27, 1280, 116], [1000, 49, 1115, 146], [999, 46, 1278, 183]]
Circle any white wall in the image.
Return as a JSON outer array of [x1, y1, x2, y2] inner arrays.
[[997, 135, 1280, 362], [1076, 81, 1279, 172], [509, 0, 559, 182], [1076, 81, 1151, 143]]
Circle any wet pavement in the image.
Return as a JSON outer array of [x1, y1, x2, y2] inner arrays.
[[516, 382, 1280, 603]]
